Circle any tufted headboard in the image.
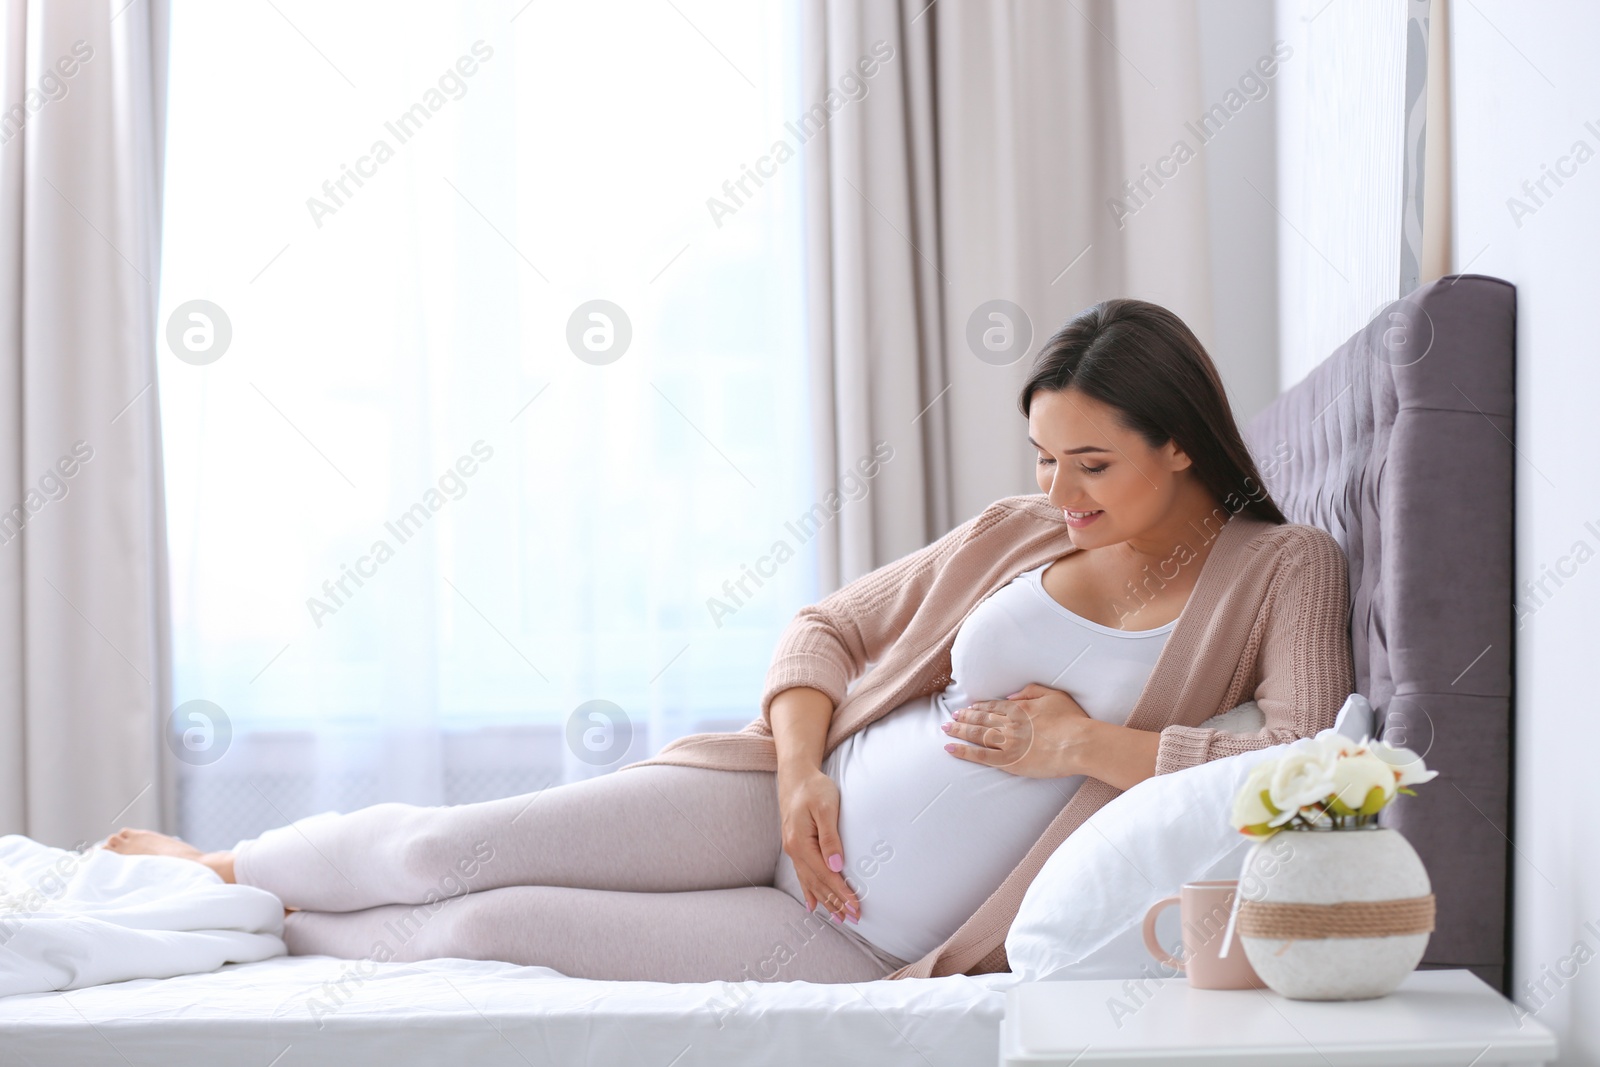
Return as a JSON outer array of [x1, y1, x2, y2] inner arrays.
[[1241, 274, 1517, 995]]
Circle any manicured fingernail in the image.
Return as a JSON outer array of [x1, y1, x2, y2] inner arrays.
[[828, 853, 843, 872], [940, 722, 951, 732], [848, 913, 859, 924], [945, 743, 957, 753], [845, 902, 858, 916], [1006, 691, 1023, 699], [831, 911, 842, 923], [807, 900, 815, 912]]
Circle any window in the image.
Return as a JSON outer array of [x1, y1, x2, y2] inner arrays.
[[158, 0, 811, 848]]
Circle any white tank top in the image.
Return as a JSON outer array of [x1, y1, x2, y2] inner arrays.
[[774, 558, 1178, 965]]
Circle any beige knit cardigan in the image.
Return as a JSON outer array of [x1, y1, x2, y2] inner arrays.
[[619, 492, 1355, 980]]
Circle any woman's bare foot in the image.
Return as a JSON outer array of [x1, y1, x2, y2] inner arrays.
[[100, 828, 236, 885], [100, 829, 296, 919]]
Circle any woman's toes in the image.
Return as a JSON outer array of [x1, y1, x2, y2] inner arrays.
[[98, 828, 205, 862]]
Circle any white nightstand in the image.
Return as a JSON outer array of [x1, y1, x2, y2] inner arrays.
[[999, 968, 1558, 1066]]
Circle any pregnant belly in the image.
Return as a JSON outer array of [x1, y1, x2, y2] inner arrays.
[[818, 693, 1084, 965]]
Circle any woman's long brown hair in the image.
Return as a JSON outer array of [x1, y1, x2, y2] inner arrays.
[[1017, 298, 1287, 525]]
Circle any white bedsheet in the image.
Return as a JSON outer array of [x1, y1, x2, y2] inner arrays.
[[0, 835, 285, 998], [0, 954, 1019, 1066]]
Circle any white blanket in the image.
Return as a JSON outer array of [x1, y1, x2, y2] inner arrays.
[[0, 834, 286, 997]]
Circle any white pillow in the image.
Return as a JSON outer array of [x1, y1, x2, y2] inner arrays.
[[1005, 693, 1374, 981]]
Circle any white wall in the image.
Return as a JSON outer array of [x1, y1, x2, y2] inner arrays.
[[1451, 1, 1600, 1062]]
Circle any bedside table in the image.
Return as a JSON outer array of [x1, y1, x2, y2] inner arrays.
[[999, 968, 1558, 1066]]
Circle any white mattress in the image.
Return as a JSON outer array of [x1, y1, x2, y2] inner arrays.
[[0, 953, 1021, 1065]]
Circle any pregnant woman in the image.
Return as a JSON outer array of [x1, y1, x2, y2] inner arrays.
[[103, 297, 1353, 984]]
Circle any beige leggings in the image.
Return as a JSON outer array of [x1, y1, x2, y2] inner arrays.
[[231, 764, 909, 983]]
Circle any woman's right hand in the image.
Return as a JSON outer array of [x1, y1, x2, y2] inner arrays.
[[777, 767, 860, 925]]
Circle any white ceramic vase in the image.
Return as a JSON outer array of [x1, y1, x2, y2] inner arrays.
[[1235, 825, 1433, 1000]]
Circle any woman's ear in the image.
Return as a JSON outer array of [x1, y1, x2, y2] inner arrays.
[[1164, 438, 1193, 472]]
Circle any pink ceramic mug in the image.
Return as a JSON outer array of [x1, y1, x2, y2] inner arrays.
[[1142, 879, 1267, 990]]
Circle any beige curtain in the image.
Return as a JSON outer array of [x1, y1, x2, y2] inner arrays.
[[799, 0, 1220, 587], [0, 0, 172, 847], [1420, 0, 1451, 284]]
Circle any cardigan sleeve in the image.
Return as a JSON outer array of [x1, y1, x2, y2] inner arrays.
[[758, 505, 990, 728], [1152, 528, 1355, 776]]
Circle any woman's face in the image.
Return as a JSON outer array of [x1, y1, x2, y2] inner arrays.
[[1028, 387, 1195, 547]]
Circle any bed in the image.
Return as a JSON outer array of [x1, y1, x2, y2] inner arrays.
[[0, 955, 1017, 1065], [0, 274, 1517, 1063]]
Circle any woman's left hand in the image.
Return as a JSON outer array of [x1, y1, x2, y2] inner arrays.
[[942, 682, 1093, 779]]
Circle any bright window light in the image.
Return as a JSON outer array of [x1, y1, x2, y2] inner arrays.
[[157, 0, 813, 829]]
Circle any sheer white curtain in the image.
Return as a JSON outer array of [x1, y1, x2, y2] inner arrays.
[[158, 0, 814, 849]]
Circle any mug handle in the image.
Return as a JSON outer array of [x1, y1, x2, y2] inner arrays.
[[1142, 895, 1184, 972]]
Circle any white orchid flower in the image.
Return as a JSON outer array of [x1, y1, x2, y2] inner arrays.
[[1370, 741, 1439, 788], [1227, 697, 1441, 834], [1326, 750, 1397, 816], [1313, 726, 1371, 759], [1265, 742, 1339, 827], [1230, 760, 1282, 836]]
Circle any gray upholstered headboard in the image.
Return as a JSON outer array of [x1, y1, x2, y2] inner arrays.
[[1242, 274, 1517, 995]]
